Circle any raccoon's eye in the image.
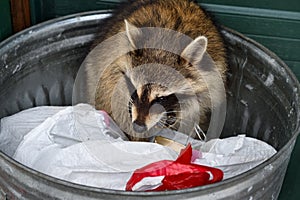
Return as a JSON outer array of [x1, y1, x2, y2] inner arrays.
[[152, 96, 167, 105], [157, 96, 167, 102]]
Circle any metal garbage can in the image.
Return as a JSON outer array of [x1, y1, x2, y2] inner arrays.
[[0, 11, 299, 199]]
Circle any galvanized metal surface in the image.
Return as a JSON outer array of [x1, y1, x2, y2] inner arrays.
[[0, 11, 299, 200]]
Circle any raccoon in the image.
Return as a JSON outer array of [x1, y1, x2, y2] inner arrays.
[[84, 0, 227, 141]]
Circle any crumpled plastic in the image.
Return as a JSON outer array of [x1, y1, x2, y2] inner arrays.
[[10, 104, 177, 190], [126, 144, 223, 191], [194, 135, 277, 179], [0, 106, 64, 157], [0, 104, 277, 191]]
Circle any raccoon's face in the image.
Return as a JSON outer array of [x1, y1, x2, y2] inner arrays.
[[115, 20, 210, 140], [128, 83, 180, 133]]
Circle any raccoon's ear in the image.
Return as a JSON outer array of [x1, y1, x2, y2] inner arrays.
[[124, 19, 141, 49], [181, 36, 208, 66]]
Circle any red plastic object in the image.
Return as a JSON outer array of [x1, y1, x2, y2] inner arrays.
[[126, 144, 223, 191]]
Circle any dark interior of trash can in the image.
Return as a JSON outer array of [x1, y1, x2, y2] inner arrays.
[[0, 13, 299, 152]]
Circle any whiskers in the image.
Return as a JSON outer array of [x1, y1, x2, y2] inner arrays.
[[157, 119, 168, 128], [159, 110, 207, 141], [159, 110, 183, 129], [194, 124, 207, 141], [163, 110, 182, 114]]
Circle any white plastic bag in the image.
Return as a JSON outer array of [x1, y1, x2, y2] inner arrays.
[[0, 104, 277, 190], [0, 106, 65, 157], [194, 135, 277, 179], [11, 104, 177, 190]]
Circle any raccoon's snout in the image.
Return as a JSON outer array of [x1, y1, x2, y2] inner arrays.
[[132, 121, 147, 133], [128, 85, 181, 132]]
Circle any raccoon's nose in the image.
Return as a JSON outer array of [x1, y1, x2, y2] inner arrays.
[[133, 121, 147, 133]]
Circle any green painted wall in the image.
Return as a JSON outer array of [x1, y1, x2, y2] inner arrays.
[[197, 0, 300, 12], [29, 0, 119, 24], [201, 3, 300, 78], [0, 0, 13, 41]]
